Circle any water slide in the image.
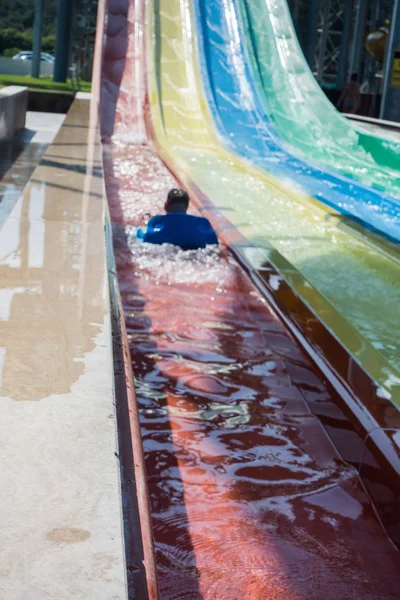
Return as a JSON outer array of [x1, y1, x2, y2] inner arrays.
[[238, 0, 400, 192], [147, 0, 400, 391], [100, 0, 400, 598], [194, 0, 399, 242]]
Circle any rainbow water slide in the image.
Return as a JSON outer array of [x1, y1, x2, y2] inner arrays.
[[100, 0, 400, 597], [238, 0, 400, 191], [194, 0, 399, 242], [146, 0, 400, 394]]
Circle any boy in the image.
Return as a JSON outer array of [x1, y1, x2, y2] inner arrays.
[[137, 189, 218, 250]]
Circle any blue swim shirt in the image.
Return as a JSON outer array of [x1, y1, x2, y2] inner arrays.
[[137, 213, 218, 250]]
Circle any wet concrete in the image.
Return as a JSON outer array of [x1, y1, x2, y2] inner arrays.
[[0, 100, 127, 599], [0, 111, 65, 225]]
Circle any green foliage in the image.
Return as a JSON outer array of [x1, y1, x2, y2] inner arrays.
[[3, 46, 21, 58], [0, 28, 32, 54], [0, 30, 56, 56], [0, 0, 98, 55], [22, 9, 35, 29], [0, 74, 92, 93], [42, 35, 56, 53], [0, 1, 58, 34], [0, 0, 58, 56]]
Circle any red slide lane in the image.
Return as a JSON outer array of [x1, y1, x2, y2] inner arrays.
[[100, 1, 400, 598]]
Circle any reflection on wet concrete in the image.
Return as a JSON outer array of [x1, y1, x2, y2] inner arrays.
[[0, 102, 105, 401], [106, 139, 400, 599], [0, 112, 65, 225], [0, 96, 127, 598]]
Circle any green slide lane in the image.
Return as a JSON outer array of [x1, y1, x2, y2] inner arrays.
[[238, 0, 400, 195]]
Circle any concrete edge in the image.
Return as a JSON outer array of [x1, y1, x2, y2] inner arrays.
[[103, 171, 160, 600], [346, 113, 400, 132], [0, 85, 28, 140]]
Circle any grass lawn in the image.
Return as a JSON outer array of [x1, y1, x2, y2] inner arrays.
[[0, 74, 91, 93]]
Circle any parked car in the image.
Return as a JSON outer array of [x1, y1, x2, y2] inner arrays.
[[12, 51, 55, 63]]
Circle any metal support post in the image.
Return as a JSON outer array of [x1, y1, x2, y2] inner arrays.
[[305, 0, 321, 69], [337, 0, 353, 89], [32, 0, 44, 79], [291, 0, 299, 30], [349, 0, 368, 75], [316, 0, 331, 82], [54, 0, 74, 82]]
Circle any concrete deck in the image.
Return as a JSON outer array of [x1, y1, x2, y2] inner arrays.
[[23, 111, 66, 144], [0, 98, 127, 599], [0, 111, 65, 225], [0, 86, 28, 141]]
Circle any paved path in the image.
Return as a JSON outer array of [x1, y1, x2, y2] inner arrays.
[[0, 98, 127, 600]]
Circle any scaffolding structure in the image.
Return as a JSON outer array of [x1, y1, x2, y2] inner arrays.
[[32, 0, 399, 117], [290, 0, 395, 90]]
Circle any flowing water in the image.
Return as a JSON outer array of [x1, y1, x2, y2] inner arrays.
[[104, 138, 400, 599]]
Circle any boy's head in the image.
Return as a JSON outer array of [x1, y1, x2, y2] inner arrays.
[[165, 188, 190, 214], [350, 72, 359, 83]]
